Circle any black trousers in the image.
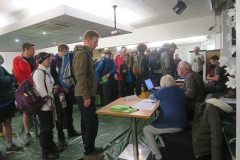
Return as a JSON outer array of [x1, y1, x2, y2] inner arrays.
[[125, 82, 135, 96], [155, 73, 163, 86], [56, 91, 75, 140], [198, 71, 203, 77], [38, 110, 56, 155], [102, 84, 114, 105], [117, 80, 125, 97], [75, 96, 99, 155], [135, 78, 148, 96]]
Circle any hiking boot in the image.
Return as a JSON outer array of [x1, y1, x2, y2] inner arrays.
[[0, 151, 7, 160], [57, 140, 67, 148], [94, 147, 104, 153], [6, 144, 24, 154], [42, 153, 59, 160], [67, 130, 81, 137], [24, 134, 32, 146], [83, 152, 104, 160]]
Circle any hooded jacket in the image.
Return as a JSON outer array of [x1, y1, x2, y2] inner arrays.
[[33, 64, 54, 111], [0, 66, 15, 105], [95, 56, 116, 85], [114, 54, 123, 81], [154, 48, 170, 75], [192, 98, 233, 160], [73, 45, 97, 100], [13, 55, 37, 85]]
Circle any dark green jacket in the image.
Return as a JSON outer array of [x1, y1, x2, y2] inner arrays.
[[73, 45, 97, 100], [192, 97, 232, 160], [0, 66, 15, 104]]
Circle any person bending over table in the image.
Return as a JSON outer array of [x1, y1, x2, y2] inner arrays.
[[143, 75, 188, 160]]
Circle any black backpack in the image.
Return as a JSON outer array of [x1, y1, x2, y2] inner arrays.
[[149, 48, 166, 72]]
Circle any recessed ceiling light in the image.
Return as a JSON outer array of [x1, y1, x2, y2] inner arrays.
[[79, 36, 82, 39], [42, 32, 46, 35], [53, 42, 56, 44], [15, 39, 19, 42]]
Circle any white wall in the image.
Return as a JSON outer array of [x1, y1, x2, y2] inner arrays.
[[0, 52, 21, 73], [175, 42, 201, 62]]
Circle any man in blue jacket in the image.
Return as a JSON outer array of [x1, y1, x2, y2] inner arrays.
[[50, 43, 81, 147], [95, 50, 116, 105]]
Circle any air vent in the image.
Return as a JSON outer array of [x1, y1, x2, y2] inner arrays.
[[35, 22, 70, 31]]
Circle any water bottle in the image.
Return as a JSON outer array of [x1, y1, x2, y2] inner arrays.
[[59, 92, 67, 108], [140, 84, 146, 99]]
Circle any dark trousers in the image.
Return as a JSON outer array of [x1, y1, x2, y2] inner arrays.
[[75, 96, 99, 155], [102, 84, 114, 105], [155, 73, 163, 86], [38, 110, 56, 155], [117, 80, 125, 97], [135, 78, 148, 96], [198, 71, 203, 77], [56, 91, 75, 140], [125, 82, 135, 96]]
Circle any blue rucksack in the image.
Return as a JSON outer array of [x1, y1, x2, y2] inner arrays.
[[60, 51, 76, 89]]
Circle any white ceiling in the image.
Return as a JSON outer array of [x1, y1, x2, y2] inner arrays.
[[0, 0, 214, 51], [0, 0, 214, 28]]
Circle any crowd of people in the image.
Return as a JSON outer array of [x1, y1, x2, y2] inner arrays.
[[0, 29, 229, 160]]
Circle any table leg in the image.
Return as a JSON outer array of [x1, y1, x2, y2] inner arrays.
[[131, 117, 139, 158]]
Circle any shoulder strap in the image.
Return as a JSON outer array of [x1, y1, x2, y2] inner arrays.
[[35, 69, 50, 94]]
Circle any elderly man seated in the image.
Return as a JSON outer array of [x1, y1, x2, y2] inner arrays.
[[204, 55, 227, 93], [177, 61, 205, 120], [143, 75, 188, 160]]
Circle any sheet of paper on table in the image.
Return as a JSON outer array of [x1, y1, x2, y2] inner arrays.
[[132, 99, 159, 110]]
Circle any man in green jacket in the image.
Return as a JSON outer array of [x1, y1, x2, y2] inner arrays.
[[73, 30, 104, 160]]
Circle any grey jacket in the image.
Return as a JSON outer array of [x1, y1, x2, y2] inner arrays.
[[154, 50, 170, 75]]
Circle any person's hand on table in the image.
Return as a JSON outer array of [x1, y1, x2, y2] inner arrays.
[[176, 83, 183, 88]]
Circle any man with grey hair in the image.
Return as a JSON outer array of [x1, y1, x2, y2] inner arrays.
[[191, 46, 205, 77], [177, 61, 204, 120], [154, 43, 170, 86]]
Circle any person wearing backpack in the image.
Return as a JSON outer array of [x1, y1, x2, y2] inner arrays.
[[154, 43, 171, 86], [34, 52, 63, 160], [50, 43, 81, 148], [114, 46, 127, 97], [0, 55, 24, 160], [73, 30, 104, 160], [168, 43, 178, 78], [95, 49, 116, 105], [13, 42, 37, 146], [133, 43, 150, 95], [120, 53, 135, 96]]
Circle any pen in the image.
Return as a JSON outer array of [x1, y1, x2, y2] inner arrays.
[[129, 106, 139, 111]]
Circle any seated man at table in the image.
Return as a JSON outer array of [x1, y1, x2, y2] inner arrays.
[[143, 75, 188, 160], [204, 55, 227, 94], [177, 61, 205, 120]]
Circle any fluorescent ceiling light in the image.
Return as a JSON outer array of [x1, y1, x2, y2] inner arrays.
[[116, 36, 207, 50]]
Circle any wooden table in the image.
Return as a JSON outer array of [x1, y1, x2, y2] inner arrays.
[[96, 96, 159, 160]]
